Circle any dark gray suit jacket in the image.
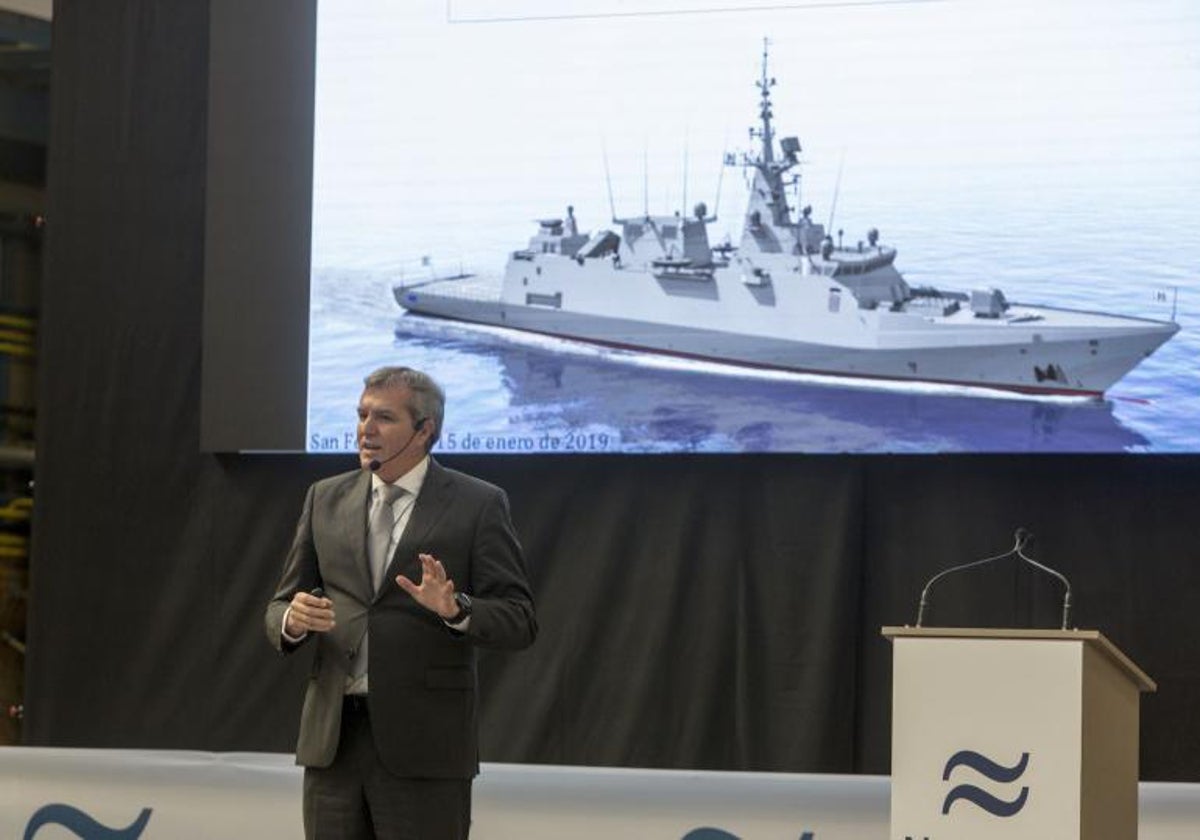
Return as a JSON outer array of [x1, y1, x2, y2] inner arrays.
[[265, 459, 537, 778]]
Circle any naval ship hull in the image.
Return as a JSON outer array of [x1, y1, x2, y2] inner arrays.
[[395, 281, 1176, 397]]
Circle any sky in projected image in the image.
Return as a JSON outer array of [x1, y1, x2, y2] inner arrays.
[[308, 0, 1199, 454]]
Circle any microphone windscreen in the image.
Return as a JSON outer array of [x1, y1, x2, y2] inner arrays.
[[368, 459, 381, 471]]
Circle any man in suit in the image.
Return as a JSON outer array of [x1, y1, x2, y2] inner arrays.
[[266, 366, 537, 840]]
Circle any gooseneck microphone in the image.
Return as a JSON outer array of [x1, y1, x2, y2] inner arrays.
[[1015, 530, 1074, 630], [367, 417, 427, 472], [915, 528, 1074, 630]]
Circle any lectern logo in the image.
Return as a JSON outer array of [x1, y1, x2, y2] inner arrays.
[[682, 830, 814, 839], [23, 803, 152, 839], [941, 750, 1030, 817]]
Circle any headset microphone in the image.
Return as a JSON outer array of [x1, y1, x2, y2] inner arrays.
[[367, 417, 427, 472]]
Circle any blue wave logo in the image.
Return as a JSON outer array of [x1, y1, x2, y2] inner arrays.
[[941, 750, 1030, 817], [682, 830, 814, 839], [24, 804, 152, 840]]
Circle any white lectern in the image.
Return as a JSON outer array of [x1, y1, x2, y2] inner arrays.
[[883, 627, 1155, 840]]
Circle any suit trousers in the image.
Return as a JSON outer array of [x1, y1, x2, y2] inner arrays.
[[303, 696, 472, 840]]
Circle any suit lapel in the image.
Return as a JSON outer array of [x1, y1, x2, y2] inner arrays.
[[377, 459, 456, 602], [334, 469, 374, 602]]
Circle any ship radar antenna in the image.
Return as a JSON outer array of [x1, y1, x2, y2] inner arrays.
[[681, 137, 689, 222], [710, 148, 726, 223], [602, 137, 618, 223], [708, 125, 733, 224], [826, 147, 846, 233], [643, 140, 650, 218]]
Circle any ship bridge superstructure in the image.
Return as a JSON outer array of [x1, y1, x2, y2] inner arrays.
[[734, 40, 825, 258], [732, 40, 911, 311]]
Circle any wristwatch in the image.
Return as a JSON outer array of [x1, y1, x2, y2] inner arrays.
[[446, 591, 472, 624]]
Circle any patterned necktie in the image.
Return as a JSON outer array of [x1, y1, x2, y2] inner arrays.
[[369, 483, 406, 593]]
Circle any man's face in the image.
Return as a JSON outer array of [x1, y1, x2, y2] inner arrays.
[[356, 385, 430, 480]]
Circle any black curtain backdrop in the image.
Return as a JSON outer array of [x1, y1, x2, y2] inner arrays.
[[25, 1, 1200, 781]]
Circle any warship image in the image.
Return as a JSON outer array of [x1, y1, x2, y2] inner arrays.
[[394, 48, 1179, 398]]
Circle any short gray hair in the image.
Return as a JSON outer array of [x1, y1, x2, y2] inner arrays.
[[362, 366, 445, 451]]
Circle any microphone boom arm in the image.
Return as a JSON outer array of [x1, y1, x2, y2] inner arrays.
[[915, 529, 1074, 630], [1016, 546, 1073, 630], [915, 546, 1016, 627]]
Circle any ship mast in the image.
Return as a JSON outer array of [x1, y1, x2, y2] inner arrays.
[[741, 38, 799, 234], [755, 38, 775, 167]]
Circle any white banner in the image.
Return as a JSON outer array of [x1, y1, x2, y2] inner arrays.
[[2, 748, 1198, 839]]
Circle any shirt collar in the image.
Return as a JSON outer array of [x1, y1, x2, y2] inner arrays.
[[371, 454, 430, 499]]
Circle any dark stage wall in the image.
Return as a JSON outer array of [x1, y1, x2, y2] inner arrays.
[[25, 1, 1200, 781]]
